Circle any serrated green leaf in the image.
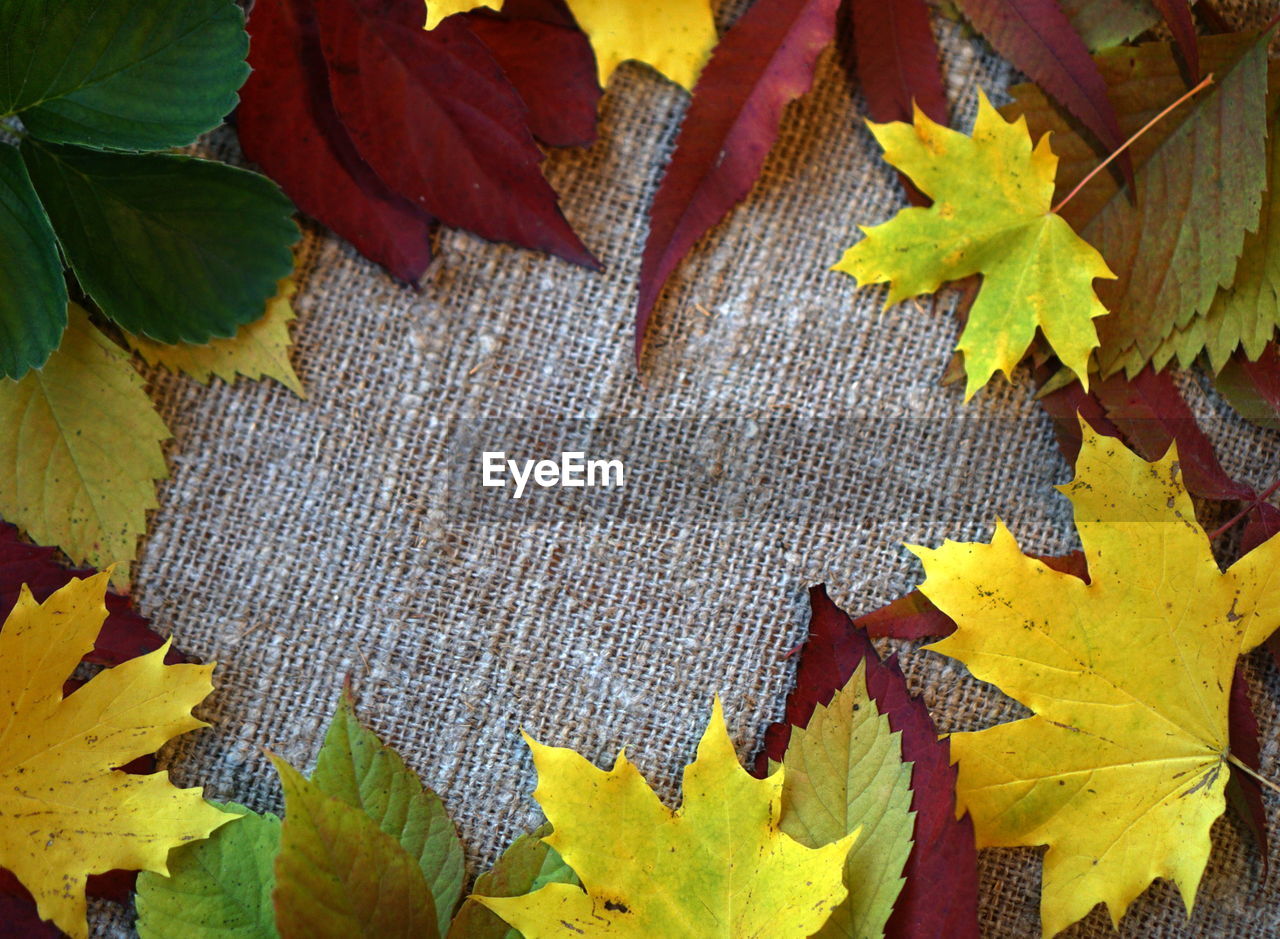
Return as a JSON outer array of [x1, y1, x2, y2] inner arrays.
[[1007, 33, 1272, 377], [777, 661, 915, 939], [310, 692, 465, 934], [272, 757, 440, 939], [0, 143, 65, 379], [127, 277, 304, 397], [21, 141, 297, 345], [446, 823, 578, 939], [0, 305, 168, 585], [0, 0, 248, 150], [136, 803, 281, 939]]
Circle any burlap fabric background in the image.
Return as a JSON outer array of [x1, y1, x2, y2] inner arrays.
[[88, 3, 1280, 936]]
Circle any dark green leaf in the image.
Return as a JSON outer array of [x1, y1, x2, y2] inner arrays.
[[21, 141, 297, 344], [446, 823, 578, 939], [135, 802, 281, 939], [0, 143, 65, 378], [0, 0, 248, 150], [311, 693, 466, 935]]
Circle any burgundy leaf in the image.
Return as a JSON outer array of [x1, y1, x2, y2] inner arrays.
[[636, 0, 841, 359], [500, 0, 578, 29], [0, 521, 176, 666], [1215, 342, 1280, 432], [239, 0, 436, 282], [1227, 666, 1269, 872], [467, 15, 601, 148], [1151, 0, 1201, 82], [1240, 501, 1280, 668], [758, 586, 980, 938], [953, 0, 1133, 187], [1038, 367, 1256, 502], [855, 587, 953, 641], [315, 0, 597, 269], [851, 0, 948, 125]]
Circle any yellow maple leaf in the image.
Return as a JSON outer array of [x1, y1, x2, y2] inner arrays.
[[127, 277, 305, 397], [422, 0, 716, 89], [474, 698, 856, 937], [0, 573, 234, 939], [911, 425, 1280, 936], [834, 93, 1115, 400]]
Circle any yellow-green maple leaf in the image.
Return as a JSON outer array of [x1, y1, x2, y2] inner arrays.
[[422, 0, 716, 89], [127, 277, 305, 397], [475, 698, 856, 937], [835, 93, 1115, 400], [0, 306, 169, 587], [0, 573, 234, 939], [911, 425, 1280, 937]]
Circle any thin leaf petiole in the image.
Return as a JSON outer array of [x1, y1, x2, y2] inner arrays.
[[1228, 753, 1280, 797], [1052, 73, 1215, 215]]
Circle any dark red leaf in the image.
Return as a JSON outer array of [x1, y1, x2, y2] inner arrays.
[[0, 521, 176, 666], [1240, 502, 1280, 668], [953, 0, 1133, 188], [758, 586, 980, 938], [499, 0, 578, 29], [239, 0, 436, 282], [467, 15, 601, 148], [1215, 342, 1280, 433], [855, 588, 953, 641], [1227, 665, 1269, 873], [315, 0, 597, 269], [636, 0, 841, 359], [0, 522, 174, 925], [1038, 367, 1256, 502], [851, 0, 948, 125], [1151, 0, 1201, 82]]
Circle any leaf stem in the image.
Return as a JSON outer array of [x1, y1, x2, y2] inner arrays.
[[1207, 476, 1280, 542], [1228, 753, 1280, 796], [1052, 73, 1216, 215]]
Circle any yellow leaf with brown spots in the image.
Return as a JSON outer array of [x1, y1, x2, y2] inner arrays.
[[913, 425, 1280, 936], [0, 573, 233, 939]]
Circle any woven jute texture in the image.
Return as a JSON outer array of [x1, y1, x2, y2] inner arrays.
[[90, 3, 1280, 936]]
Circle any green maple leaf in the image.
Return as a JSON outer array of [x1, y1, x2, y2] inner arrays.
[[835, 92, 1115, 399]]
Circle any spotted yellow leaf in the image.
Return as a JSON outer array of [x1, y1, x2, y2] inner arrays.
[[0, 306, 169, 587], [912, 425, 1280, 936], [474, 698, 856, 937], [0, 573, 234, 939]]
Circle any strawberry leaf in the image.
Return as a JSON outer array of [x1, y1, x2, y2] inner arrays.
[[0, 0, 247, 151], [20, 142, 298, 345], [0, 146, 65, 379]]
